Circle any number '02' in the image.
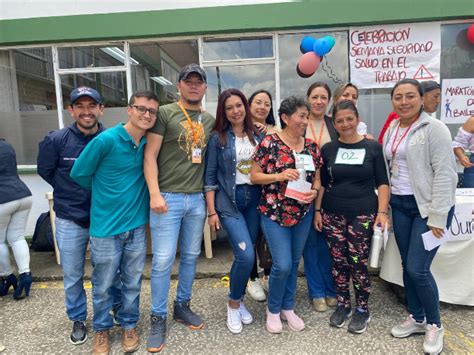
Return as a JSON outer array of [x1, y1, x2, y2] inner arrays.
[[342, 151, 356, 160]]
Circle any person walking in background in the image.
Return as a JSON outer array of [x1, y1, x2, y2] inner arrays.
[[384, 79, 457, 354], [251, 96, 322, 334], [316, 100, 389, 334], [303, 82, 337, 312], [205, 89, 263, 334], [0, 139, 33, 300], [37, 86, 122, 346], [453, 116, 474, 188], [71, 90, 158, 354], [144, 64, 215, 353]]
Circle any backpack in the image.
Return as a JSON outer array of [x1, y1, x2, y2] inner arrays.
[[31, 212, 54, 252]]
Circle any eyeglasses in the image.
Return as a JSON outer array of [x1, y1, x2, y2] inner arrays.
[[130, 105, 158, 117]]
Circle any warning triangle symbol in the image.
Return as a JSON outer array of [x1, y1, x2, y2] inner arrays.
[[413, 65, 434, 80]]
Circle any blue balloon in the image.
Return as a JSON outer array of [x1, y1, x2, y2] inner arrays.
[[313, 38, 331, 56], [325, 36, 336, 50], [300, 36, 316, 54]]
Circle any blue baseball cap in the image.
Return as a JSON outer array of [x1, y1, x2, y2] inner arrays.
[[70, 86, 103, 105]]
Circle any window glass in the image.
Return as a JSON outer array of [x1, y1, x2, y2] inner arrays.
[[0, 48, 60, 164], [203, 37, 273, 61], [60, 72, 128, 129], [130, 40, 199, 106], [279, 31, 349, 99], [440, 23, 474, 136], [57, 44, 126, 68], [204, 64, 276, 118]]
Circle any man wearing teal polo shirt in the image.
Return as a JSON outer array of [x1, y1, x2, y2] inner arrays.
[[71, 90, 159, 355]]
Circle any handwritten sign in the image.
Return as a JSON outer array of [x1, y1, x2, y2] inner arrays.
[[449, 201, 473, 242], [349, 23, 441, 88], [441, 78, 474, 124]]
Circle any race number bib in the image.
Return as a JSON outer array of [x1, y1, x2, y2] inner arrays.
[[334, 148, 366, 165]]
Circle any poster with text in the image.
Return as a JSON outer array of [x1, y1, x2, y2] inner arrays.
[[441, 78, 474, 124], [349, 23, 441, 89]]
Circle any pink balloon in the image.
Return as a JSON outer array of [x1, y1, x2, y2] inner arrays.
[[297, 52, 321, 76], [467, 24, 474, 44]]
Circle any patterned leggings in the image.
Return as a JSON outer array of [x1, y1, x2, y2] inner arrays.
[[322, 212, 375, 312]]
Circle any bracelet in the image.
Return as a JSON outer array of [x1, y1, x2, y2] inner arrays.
[[208, 213, 217, 217], [377, 211, 389, 215], [315, 209, 321, 213]]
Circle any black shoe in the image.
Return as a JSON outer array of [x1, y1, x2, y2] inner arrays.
[[70, 320, 88, 345], [348, 310, 371, 334], [173, 300, 204, 329], [13, 272, 32, 300], [0, 274, 18, 296], [329, 306, 352, 328], [147, 315, 167, 353]]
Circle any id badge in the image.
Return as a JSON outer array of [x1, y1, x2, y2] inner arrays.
[[391, 161, 399, 177], [295, 153, 315, 171], [192, 148, 202, 164]]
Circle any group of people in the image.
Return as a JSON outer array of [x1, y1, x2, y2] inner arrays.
[[0, 61, 469, 355]]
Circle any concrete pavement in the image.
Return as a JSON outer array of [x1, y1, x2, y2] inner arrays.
[[1, 277, 473, 354]]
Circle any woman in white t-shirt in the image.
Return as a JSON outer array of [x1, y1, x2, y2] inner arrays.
[[204, 89, 263, 334]]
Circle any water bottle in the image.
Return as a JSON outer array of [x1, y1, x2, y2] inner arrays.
[[369, 225, 383, 268]]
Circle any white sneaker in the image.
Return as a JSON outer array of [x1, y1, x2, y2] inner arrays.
[[227, 304, 242, 334], [423, 324, 444, 354], [247, 279, 266, 301], [239, 302, 253, 325], [391, 314, 426, 338]]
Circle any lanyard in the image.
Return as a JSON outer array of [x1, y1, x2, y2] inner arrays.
[[177, 101, 201, 145], [390, 121, 414, 159], [309, 119, 325, 147]]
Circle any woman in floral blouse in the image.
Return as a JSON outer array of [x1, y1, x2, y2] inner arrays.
[[250, 96, 322, 334]]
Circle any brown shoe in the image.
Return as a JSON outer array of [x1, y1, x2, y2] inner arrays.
[[325, 296, 338, 307], [312, 297, 328, 312], [122, 328, 140, 353], [92, 330, 109, 355]]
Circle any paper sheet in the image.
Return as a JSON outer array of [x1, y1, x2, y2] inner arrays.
[[422, 229, 450, 251]]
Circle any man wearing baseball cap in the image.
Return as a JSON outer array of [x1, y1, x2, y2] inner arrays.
[[144, 64, 214, 352], [37, 87, 121, 346]]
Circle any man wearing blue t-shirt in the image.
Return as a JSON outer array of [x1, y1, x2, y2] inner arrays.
[[71, 90, 159, 355]]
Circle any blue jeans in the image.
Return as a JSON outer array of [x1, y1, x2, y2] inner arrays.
[[390, 195, 454, 326], [303, 226, 336, 299], [220, 185, 260, 301], [462, 154, 474, 188], [150, 193, 206, 316], [90, 225, 146, 331], [261, 209, 313, 314]]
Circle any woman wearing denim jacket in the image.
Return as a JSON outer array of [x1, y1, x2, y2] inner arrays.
[[204, 89, 263, 334], [384, 79, 457, 355]]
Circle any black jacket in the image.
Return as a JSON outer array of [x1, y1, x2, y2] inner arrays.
[[0, 139, 31, 204], [37, 123, 104, 224], [324, 114, 339, 142]]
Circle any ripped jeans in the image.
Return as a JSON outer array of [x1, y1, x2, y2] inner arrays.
[[219, 184, 260, 301]]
